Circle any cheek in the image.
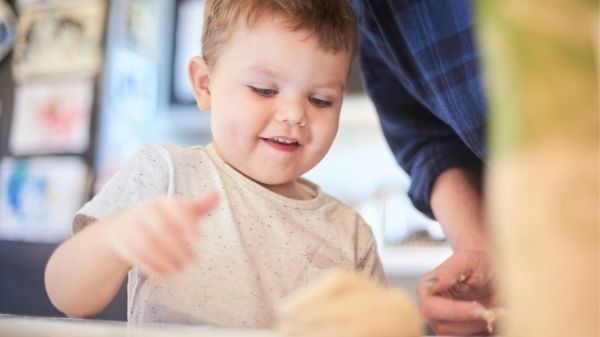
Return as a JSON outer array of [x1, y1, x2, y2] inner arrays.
[[210, 93, 249, 138], [210, 108, 232, 143], [312, 114, 339, 145], [212, 114, 246, 143], [304, 114, 339, 166]]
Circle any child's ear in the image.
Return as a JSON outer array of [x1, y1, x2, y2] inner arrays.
[[188, 56, 211, 112]]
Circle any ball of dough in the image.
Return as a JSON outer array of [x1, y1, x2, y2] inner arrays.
[[277, 270, 423, 337]]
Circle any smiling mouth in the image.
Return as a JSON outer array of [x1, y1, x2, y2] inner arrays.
[[261, 136, 301, 152]]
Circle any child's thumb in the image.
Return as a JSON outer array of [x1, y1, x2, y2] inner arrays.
[[192, 189, 220, 217]]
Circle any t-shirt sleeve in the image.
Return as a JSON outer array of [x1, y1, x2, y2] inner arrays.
[[73, 145, 172, 233], [355, 216, 387, 285]]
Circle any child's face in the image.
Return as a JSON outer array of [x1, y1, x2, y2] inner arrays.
[[190, 17, 352, 195]]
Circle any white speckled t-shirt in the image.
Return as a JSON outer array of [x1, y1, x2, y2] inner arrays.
[[74, 143, 386, 328]]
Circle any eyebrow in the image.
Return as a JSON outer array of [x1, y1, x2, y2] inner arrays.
[[244, 66, 346, 92], [314, 81, 346, 93], [244, 66, 280, 79]]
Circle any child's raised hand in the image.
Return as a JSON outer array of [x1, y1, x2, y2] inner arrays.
[[103, 190, 219, 278]]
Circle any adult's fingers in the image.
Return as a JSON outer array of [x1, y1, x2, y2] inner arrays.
[[418, 250, 492, 297], [419, 293, 484, 322], [419, 259, 469, 295], [429, 318, 491, 336]]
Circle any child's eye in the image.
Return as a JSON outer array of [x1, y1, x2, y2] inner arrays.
[[309, 97, 333, 108], [249, 86, 277, 97]]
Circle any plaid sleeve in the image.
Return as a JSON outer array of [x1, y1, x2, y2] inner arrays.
[[351, 0, 486, 218]]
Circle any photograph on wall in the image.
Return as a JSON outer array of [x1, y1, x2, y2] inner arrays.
[[9, 78, 94, 155], [0, 156, 88, 243], [112, 0, 158, 53], [11, 0, 106, 81], [108, 48, 157, 124], [16, 0, 87, 10]]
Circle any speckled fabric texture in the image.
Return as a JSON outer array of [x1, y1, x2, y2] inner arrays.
[[74, 143, 386, 328]]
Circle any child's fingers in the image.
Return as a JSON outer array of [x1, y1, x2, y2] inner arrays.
[[128, 242, 170, 277], [136, 259, 168, 278], [148, 192, 219, 268], [159, 199, 202, 238], [107, 193, 219, 278], [120, 208, 189, 276], [133, 223, 184, 275], [111, 230, 171, 277], [190, 190, 220, 217], [170, 191, 220, 239], [147, 206, 197, 263]]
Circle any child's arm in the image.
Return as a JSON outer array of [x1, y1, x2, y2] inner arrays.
[[44, 192, 219, 318]]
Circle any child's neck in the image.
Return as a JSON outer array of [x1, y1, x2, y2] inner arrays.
[[262, 179, 315, 200]]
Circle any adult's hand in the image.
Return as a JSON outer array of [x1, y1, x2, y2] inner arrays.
[[416, 249, 496, 336]]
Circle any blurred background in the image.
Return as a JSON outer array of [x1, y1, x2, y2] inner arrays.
[[0, 0, 451, 319]]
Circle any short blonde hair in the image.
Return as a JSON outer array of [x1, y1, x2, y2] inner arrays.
[[201, 0, 357, 67]]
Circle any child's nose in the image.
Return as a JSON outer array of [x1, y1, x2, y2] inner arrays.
[[274, 100, 307, 127]]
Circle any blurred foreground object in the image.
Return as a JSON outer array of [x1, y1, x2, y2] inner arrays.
[[277, 270, 422, 337], [478, 0, 599, 336]]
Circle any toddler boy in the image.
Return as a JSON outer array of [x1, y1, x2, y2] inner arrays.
[[45, 0, 385, 328]]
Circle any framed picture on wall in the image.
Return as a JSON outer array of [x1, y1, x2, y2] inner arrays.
[[9, 78, 94, 155], [11, 0, 106, 81], [0, 156, 88, 243]]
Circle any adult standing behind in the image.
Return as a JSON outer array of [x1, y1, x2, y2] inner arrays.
[[349, 1, 494, 335]]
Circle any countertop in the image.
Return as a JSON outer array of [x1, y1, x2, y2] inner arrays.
[[0, 315, 281, 337], [0, 315, 445, 337]]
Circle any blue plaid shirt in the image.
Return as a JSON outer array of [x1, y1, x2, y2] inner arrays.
[[350, 0, 486, 218]]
